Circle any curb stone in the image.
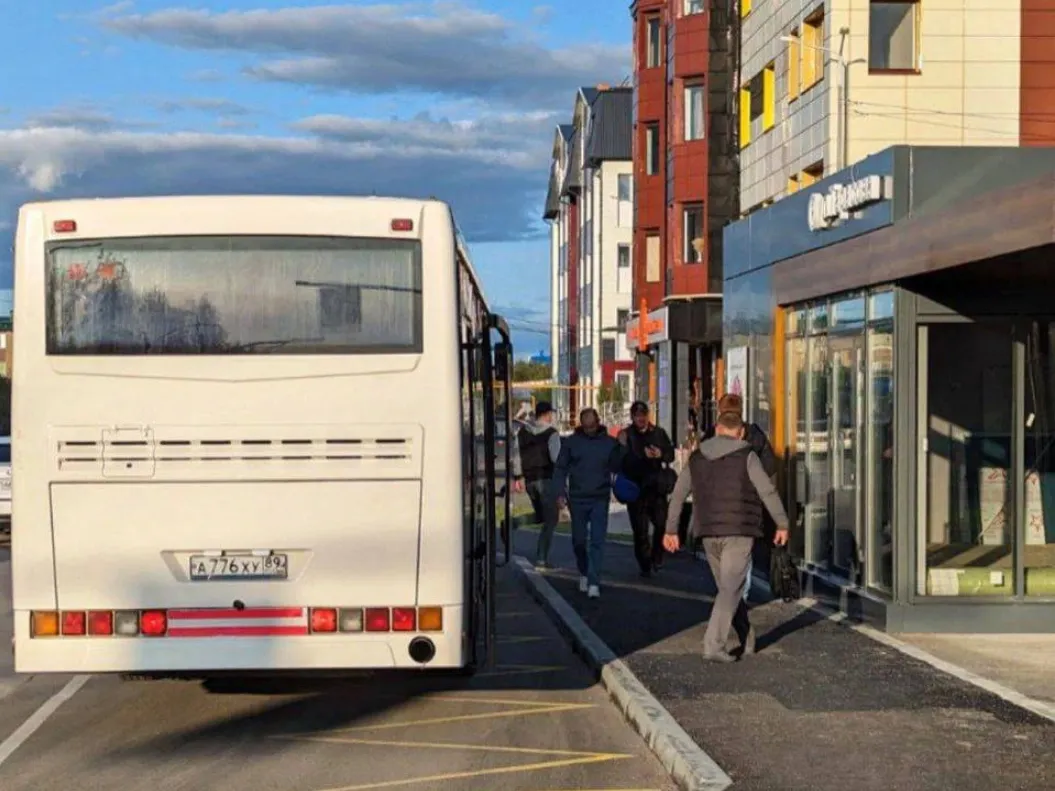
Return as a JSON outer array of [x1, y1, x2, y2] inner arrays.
[[511, 555, 734, 791]]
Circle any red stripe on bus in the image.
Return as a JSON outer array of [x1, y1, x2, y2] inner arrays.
[[168, 608, 304, 620], [167, 625, 310, 637]]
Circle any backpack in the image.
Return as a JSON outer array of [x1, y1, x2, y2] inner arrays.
[[768, 544, 801, 602]]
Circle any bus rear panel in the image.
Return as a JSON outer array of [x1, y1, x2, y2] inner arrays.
[[11, 196, 478, 675]]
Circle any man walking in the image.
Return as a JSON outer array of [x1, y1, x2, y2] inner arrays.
[[617, 401, 675, 577], [515, 401, 562, 569], [554, 407, 624, 599], [700, 392, 777, 600], [663, 411, 789, 662]]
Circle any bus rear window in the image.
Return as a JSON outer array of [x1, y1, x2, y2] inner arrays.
[[45, 235, 422, 355]]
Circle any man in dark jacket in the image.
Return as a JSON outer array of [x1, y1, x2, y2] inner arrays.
[[617, 401, 675, 577], [554, 407, 624, 599], [514, 401, 562, 569], [663, 412, 789, 662]]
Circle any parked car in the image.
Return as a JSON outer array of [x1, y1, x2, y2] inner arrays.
[[0, 436, 9, 531]]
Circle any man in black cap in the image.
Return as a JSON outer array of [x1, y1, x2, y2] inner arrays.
[[618, 401, 675, 576], [514, 401, 563, 569]]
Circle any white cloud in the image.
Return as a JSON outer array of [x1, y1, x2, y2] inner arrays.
[[155, 97, 254, 116], [102, 2, 628, 108], [0, 112, 550, 265]]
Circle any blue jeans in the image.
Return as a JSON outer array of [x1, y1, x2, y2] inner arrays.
[[569, 497, 610, 588]]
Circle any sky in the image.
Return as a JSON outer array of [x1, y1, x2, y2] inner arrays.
[[0, 0, 631, 355]]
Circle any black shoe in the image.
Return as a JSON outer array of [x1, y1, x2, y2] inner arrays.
[[639, 567, 652, 578]]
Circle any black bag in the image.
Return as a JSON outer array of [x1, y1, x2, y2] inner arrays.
[[656, 464, 678, 496], [768, 544, 801, 602]]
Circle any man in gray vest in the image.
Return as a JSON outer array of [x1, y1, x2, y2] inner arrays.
[[663, 411, 789, 663]]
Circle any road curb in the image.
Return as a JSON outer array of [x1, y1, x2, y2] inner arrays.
[[511, 554, 733, 791]]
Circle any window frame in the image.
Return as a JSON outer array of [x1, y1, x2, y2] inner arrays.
[[802, 10, 825, 92], [684, 80, 706, 141], [645, 123, 660, 175], [682, 203, 705, 265], [868, 0, 922, 74], [646, 16, 662, 68], [684, 0, 706, 15]]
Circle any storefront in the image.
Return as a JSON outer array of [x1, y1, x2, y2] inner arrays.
[[625, 297, 722, 446], [724, 145, 1055, 632]]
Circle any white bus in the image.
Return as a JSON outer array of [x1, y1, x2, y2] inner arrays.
[[10, 195, 512, 676]]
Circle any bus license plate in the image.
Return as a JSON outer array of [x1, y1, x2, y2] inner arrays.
[[189, 554, 289, 581]]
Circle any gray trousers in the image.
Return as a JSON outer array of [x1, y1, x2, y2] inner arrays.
[[701, 536, 755, 656]]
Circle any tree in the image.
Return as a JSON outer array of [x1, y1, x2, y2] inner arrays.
[[512, 360, 550, 383]]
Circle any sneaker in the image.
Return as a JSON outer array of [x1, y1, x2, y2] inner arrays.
[[588, 585, 600, 599], [579, 575, 589, 593]]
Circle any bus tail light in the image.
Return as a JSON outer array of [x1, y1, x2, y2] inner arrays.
[[31, 611, 59, 637], [61, 611, 86, 636], [338, 608, 363, 632], [365, 608, 390, 632], [310, 608, 337, 633], [140, 610, 168, 637], [392, 608, 416, 632], [88, 611, 114, 636], [391, 218, 413, 232], [418, 607, 443, 632], [114, 611, 140, 636]]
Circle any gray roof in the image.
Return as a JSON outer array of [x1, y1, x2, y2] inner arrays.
[[559, 123, 574, 142], [561, 127, 582, 195], [585, 88, 632, 164], [579, 86, 601, 107]]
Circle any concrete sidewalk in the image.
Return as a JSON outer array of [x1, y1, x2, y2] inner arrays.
[[513, 528, 1055, 791]]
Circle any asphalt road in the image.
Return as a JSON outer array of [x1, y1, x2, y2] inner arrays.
[[514, 526, 1055, 791], [0, 553, 675, 791]]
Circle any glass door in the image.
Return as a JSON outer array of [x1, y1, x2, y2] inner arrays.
[[829, 330, 865, 579]]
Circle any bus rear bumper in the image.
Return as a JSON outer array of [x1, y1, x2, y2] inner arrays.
[[12, 607, 468, 674]]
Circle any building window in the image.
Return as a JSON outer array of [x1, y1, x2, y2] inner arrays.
[[869, 1, 919, 71], [683, 204, 704, 264], [787, 29, 801, 101], [800, 161, 824, 187], [602, 339, 616, 363], [645, 123, 660, 174], [684, 81, 706, 141], [749, 76, 764, 122], [646, 234, 661, 282], [617, 309, 629, 331], [739, 87, 751, 148], [618, 174, 632, 201], [802, 10, 824, 90], [685, 0, 705, 14], [763, 64, 775, 131], [617, 244, 630, 269], [646, 16, 662, 68]]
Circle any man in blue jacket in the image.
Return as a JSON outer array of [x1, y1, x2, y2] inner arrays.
[[554, 407, 624, 599]]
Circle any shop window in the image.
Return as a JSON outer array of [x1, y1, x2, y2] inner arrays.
[[786, 331, 809, 560], [918, 323, 1014, 597], [645, 123, 660, 175], [802, 10, 825, 91], [869, 1, 919, 72], [787, 29, 801, 101], [866, 290, 894, 592], [684, 81, 706, 141], [762, 64, 776, 131], [1024, 320, 1055, 597], [646, 16, 662, 68], [683, 203, 705, 264]]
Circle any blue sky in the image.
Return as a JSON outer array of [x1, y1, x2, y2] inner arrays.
[[0, 1, 631, 354]]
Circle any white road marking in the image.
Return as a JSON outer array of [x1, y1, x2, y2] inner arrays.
[[0, 675, 90, 768]]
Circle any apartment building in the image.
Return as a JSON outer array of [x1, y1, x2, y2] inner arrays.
[[544, 86, 636, 421], [627, 0, 735, 444], [738, 0, 1055, 212]]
